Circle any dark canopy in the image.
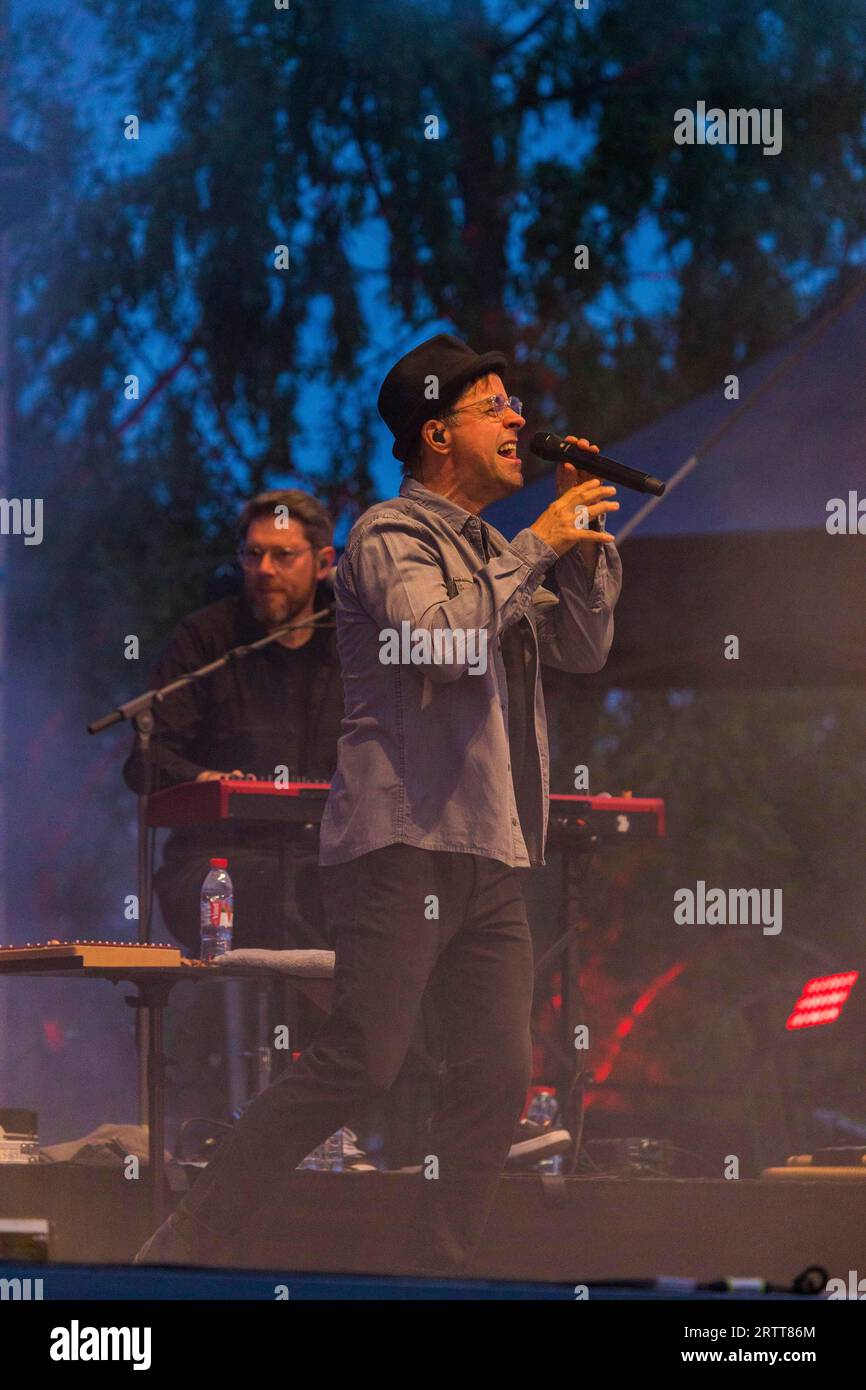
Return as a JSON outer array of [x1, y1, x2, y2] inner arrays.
[[487, 283, 866, 687]]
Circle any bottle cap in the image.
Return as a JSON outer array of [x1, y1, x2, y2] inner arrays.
[[210, 857, 228, 869]]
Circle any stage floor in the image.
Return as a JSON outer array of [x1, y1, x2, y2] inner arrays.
[[1, 1166, 863, 1286]]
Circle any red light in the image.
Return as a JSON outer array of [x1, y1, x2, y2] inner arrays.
[[588, 960, 688, 1095], [786, 971, 859, 1030]]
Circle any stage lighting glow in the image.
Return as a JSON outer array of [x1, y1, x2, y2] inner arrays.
[[785, 971, 859, 1030]]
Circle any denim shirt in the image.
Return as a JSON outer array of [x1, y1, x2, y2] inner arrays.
[[319, 477, 622, 869]]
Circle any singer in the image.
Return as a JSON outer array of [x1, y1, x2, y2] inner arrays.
[[135, 333, 622, 1273]]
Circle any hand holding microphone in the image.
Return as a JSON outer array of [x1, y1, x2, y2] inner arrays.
[[529, 435, 620, 558], [531, 430, 666, 496]]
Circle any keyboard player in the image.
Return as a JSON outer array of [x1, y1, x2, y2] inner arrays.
[[123, 488, 342, 954]]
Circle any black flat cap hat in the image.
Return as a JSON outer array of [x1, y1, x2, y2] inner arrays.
[[377, 333, 508, 461]]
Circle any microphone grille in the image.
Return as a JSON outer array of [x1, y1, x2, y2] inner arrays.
[[530, 431, 564, 461]]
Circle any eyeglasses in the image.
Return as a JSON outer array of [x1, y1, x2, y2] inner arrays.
[[237, 544, 314, 571], [448, 393, 524, 420]]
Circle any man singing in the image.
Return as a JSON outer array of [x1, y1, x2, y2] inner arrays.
[[135, 333, 621, 1273]]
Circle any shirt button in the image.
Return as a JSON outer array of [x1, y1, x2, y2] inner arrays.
[[511, 817, 518, 827]]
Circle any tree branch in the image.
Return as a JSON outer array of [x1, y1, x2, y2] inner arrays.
[[496, 0, 562, 58]]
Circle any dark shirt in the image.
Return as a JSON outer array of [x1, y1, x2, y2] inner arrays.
[[123, 592, 343, 948], [123, 592, 344, 795]]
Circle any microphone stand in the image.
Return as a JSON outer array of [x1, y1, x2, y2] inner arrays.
[[86, 607, 334, 1129]]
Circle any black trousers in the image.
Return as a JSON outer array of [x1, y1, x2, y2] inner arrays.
[[173, 843, 534, 1271], [156, 831, 441, 1158]]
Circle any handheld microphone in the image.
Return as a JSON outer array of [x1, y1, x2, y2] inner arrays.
[[530, 431, 666, 497]]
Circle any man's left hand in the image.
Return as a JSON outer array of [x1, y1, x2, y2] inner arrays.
[[556, 436, 614, 579]]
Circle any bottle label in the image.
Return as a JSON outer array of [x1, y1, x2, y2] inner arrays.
[[205, 900, 233, 928]]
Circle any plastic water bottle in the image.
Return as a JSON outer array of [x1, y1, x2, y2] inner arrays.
[[298, 1129, 344, 1172], [526, 1087, 563, 1175], [200, 858, 233, 961], [322, 1130, 344, 1171], [526, 1086, 559, 1127]]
